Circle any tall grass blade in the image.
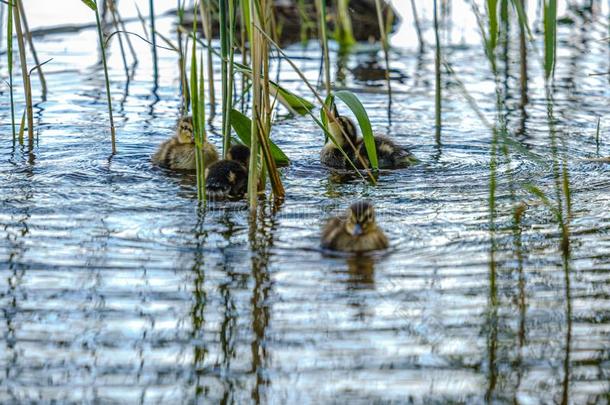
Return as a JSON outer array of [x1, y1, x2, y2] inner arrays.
[[510, 0, 533, 40], [409, 0, 424, 52], [13, 0, 33, 147], [543, 0, 557, 80], [434, 0, 441, 143], [16, 0, 46, 99], [518, 0, 528, 107], [335, 0, 355, 47], [596, 117, 601, 156], [374, 0, 391, 94], [219, 0, 230, 157], [149, 0, 158, 79], [487, 0, 498, 52], [230, 109, 289, 165], [249, 0, 285, 207], [7, 0, 15, 140], [248, 0, 261, 210], [335, 90, 378, 170], [199, 0, 215, 117], [88, 0, 116, 153], [190, 5, 206, 202], [315, 0, 331, 95]]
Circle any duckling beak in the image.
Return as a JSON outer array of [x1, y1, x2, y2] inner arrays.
[[351, 223, 363, 237]]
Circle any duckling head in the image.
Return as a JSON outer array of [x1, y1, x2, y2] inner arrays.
[[227, 144, 250, 167], [176, 116, 195, 144], [345, 200, 377, 237], [327, 106, 358, 148]]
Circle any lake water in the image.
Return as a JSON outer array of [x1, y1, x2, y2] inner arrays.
[[1, 1, 609, 403]]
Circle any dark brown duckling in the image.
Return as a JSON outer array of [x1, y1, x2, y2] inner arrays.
[[205, 144, 250, 200], [320, 108, 359, 169], [322, 201, 389, 253], [152, 116, 219, 170], [328, 112, 416, 170], [355, 135, 418, 169]]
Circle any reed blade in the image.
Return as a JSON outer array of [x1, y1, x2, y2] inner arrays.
[[92, 0, 116, 153], [7, 0, 15, 140], [543, 0, 557, 80]]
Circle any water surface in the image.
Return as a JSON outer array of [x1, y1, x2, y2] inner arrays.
[[1, 1, 610, 403]]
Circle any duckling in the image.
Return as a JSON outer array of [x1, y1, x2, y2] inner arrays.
[[152, 116, 219, 170], [321, 201, 389, 253], [355, 134, 417, 169], [320, 106, 359, 169], [328, 111, 416, 169], [205, 144, 250, 200]]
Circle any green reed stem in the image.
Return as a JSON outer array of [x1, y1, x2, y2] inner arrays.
[[543, 0, 557, 80], [315, 0, 331, 95], [177, 0, 189, 113], [595, 117, 601, 156], [519, 0, 528, 107], [93, 0, 116, 153], [487, 0, 498, 52], [335, 0, 355, 47], [374, 0, 391, 94], [7, 0, 15, 140], [199, 0, 215, 117], [433, 0, 441, 143], [248, 0, 260, 211], [16, 0, 46, 100], [149, 0, 158, 79], [223, 0, 236, 157], [13, 0, 33, 147], [190, 6, 206, 202], [409, 0, 424, 52], [219, 0, 230, 157]]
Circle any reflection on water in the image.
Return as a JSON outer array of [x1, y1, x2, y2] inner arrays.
[[1, 1, 610, 403]]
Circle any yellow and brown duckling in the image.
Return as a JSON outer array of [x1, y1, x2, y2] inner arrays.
[[320, 107, 359, 169], [205, 144, 250, 200], [152, 116, 219, 170], [321, 109, 416, 170], [322, 201, 389, 253]]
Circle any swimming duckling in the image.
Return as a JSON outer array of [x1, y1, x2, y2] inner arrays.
[[321, 201, 389, 253], [327, 111, 416, 169], [355, 134, 417, 169], [152, 116, 219, 170], [205, 144, 250, 200], [320, 106, 359, 169]]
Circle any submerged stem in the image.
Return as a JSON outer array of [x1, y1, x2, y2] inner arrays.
[[94, 0, 116, 153]]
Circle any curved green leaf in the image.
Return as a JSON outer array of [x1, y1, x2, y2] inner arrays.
[[81, 0, 97, 11], [230, 109, 290, 166], [335, 90, 378, 170], [233, 63, 314, 115]]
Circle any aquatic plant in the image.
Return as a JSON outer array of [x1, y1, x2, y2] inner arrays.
[[149, 0, 158, 79], [433, 0, 441, 143], [248, 0, 285, 209], [315, 0, 331, 95], [81, 0, 116, 154], [543, 0, 557, 79], [190, 2, 207, 201], [12, 0, 32, 146], [219, 0, 237, 158], [335, 0, 355, 48], [6, 0, 15, 140], [374, 0, 391, 92]]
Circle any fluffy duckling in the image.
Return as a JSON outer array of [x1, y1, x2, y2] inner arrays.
[[327, 111, 416, 169], [321, 201, 389, 253], [355, 134, 417, 169], [205, 144, 250, 200], [320, 107, 359, 169], [152, 116, 219, 170]]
